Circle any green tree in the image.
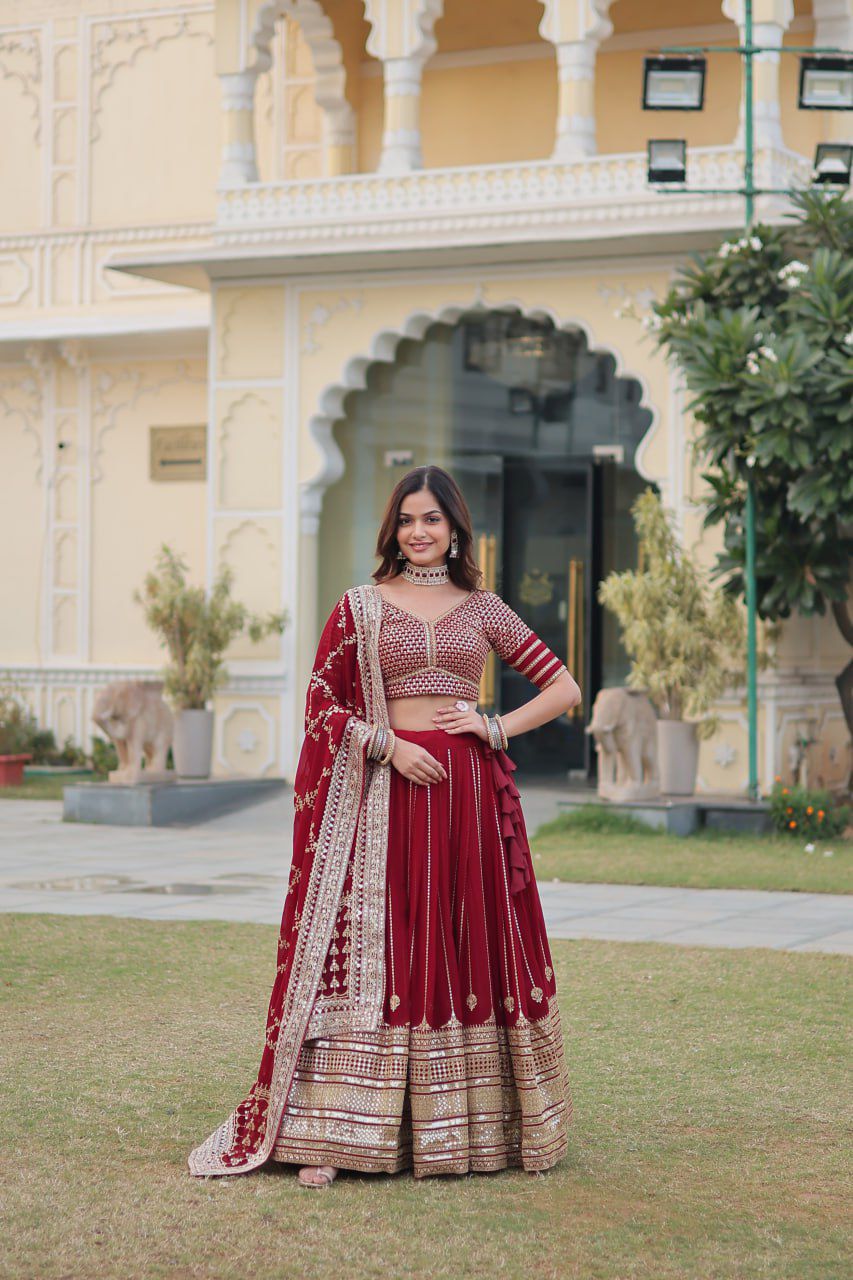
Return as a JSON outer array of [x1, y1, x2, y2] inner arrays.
[[647, 189, 853, 745], [597, 488, 746, 738], [135, 545, 288, 710]]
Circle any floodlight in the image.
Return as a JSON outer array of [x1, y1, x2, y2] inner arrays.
[[813, 143, 852, 185], [798, 56, 853, 110], [647, 139, 687, 184], [642, 57, 706, 110]]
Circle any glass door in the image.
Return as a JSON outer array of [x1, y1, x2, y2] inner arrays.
[[500, 456, 593, 777]]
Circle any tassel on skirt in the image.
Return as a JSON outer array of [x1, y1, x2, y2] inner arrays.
[[271, 727, 572, 1177]]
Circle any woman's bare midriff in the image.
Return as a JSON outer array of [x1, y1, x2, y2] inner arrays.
[[386, 693, 467, 732]]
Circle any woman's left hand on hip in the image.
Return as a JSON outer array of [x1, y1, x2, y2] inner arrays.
[[432, 702, 488, 740]]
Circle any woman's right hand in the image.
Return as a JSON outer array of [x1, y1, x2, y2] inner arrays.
[[389, 737, 447, 785]]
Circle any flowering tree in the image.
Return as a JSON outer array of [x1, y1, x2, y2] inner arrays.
[[644, 190, 853, 750]]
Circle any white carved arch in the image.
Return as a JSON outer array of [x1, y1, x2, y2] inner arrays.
[[248, 0, 355, 149], [364, 0, 443, 63], [301, 297, 661, 520]]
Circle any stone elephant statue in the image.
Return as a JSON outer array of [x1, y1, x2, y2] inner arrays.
[[585, 687, 660, 801], [92, 680, 174, 785]]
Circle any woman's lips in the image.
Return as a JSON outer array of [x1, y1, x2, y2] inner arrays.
[[410, 544, 432, 550]]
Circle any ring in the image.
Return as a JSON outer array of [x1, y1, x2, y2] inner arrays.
[[454, 700, 469, 712]]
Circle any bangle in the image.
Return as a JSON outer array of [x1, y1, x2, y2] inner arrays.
[[378, 728, 396, 766], [367, 723, 388, 761], [481, 712, 506, 752]]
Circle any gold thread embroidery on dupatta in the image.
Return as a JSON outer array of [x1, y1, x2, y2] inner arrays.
[[188, 588, 390, 1176]]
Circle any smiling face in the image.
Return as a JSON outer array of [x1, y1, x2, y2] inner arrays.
[[397, 487, 452, 567]]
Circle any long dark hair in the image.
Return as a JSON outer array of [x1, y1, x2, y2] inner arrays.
[[373, 465, 483, 591]]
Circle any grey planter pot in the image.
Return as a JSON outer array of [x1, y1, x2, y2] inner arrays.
[[173, 709, 215, 779], [657, 719, 700, 796]]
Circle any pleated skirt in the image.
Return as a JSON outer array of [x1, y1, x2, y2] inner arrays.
[[271, 727, 572, 1177]]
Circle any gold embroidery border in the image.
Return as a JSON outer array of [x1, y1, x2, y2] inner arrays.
[[188, 588, 390, 1176], [307, 585, 392, 1036]]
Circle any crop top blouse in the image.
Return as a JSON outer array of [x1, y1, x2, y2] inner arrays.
[[376, 587, 571, 702]]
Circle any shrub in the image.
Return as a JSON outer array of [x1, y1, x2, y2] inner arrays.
[[31, 729, 88, 767], [597, 488, 748, 738], [134, 545, 289, 710], [91, 737, 119, 779], [768, 781, 850, 840], [0, 687, 37, 756]]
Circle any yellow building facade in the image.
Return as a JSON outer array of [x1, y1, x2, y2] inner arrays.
[[0, 0, 850, 790]]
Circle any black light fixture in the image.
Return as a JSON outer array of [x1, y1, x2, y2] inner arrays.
[[813, 142, 853, 185], [642, 56, 706, 111], [647, 139, 687, 184], [798, 56, 853, 110]]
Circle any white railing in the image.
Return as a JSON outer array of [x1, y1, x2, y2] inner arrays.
[[215, 146, 813, 248]]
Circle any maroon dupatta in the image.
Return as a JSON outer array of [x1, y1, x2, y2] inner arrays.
[[188, 585, 390, 1177]]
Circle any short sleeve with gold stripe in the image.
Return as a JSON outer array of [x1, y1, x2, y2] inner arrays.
[[482, 591, 570, 691]]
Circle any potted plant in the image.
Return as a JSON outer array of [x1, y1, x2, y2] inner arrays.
[[135, 545, 288, 779], [0, 685, 37, 787], [597, 489, 747, 796]]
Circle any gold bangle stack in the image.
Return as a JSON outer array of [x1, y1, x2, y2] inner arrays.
[[481, 712, 508, 751], [366, 723, 397, 765]]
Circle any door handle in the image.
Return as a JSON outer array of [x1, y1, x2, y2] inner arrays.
[[567, 558, 584, 720], [478, 532, 497, 708]]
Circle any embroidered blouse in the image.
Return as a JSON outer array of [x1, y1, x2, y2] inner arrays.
[[377, 587, 570, 702]]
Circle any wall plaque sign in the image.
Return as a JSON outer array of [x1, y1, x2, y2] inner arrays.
[[150, 425, 207, 482]]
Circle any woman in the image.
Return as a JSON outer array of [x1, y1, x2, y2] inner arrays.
[[188, 465, 582, 1186]]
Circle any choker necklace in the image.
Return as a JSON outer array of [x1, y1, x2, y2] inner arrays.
[[401, 560, 449, 586]]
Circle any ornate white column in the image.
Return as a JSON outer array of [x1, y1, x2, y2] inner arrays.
[[539, 0, 614, 160], [219, 69, 260, 183], [378, 56, 426, 172], [365, 0, 443, 174], [723, 0, 795, 150]]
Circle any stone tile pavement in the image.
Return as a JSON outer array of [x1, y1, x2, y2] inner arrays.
[[1, 788, 851, 955]]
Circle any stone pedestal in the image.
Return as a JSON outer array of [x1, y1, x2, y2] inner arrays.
[[63, 777, 286, 827]]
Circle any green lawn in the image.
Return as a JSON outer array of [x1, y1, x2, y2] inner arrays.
[[531, 808, 853, 894], [0, 775, 71, 800], [1, 913, 849, 1280]]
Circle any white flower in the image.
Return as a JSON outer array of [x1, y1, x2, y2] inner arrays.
[[778, 260, 809, 288], [749, 235, 762, 251], [746, 355, 760, 375], [823, 850, 834, 857], [804, 843, 815, 853], [758, 346, 778, 363], [843, 330, 853, 350]]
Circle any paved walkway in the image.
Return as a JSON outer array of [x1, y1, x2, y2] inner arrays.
[[1, 791, 850, 954]]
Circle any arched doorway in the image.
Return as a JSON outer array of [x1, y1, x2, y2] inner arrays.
[[318, 308, 655, 778]]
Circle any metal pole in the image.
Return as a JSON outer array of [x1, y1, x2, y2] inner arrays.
[[744, 0, 759, 800]]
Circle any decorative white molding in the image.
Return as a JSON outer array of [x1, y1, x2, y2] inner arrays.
[[250, 1, 355, 148], [0, 361, 44, 478], [215, 701, 277, 773], [0, 662, 287, 693], [91, 359, 205, 483], [0, 253, 33, 305], [301, 293, 364, 355], [89, 11, 214, 143], [0, 28, 43, 144], [364, 0, 443, 64], [215, 146, 812, 252]]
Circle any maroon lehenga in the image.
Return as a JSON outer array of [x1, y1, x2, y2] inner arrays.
[[188, 584, 572, 1179]]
